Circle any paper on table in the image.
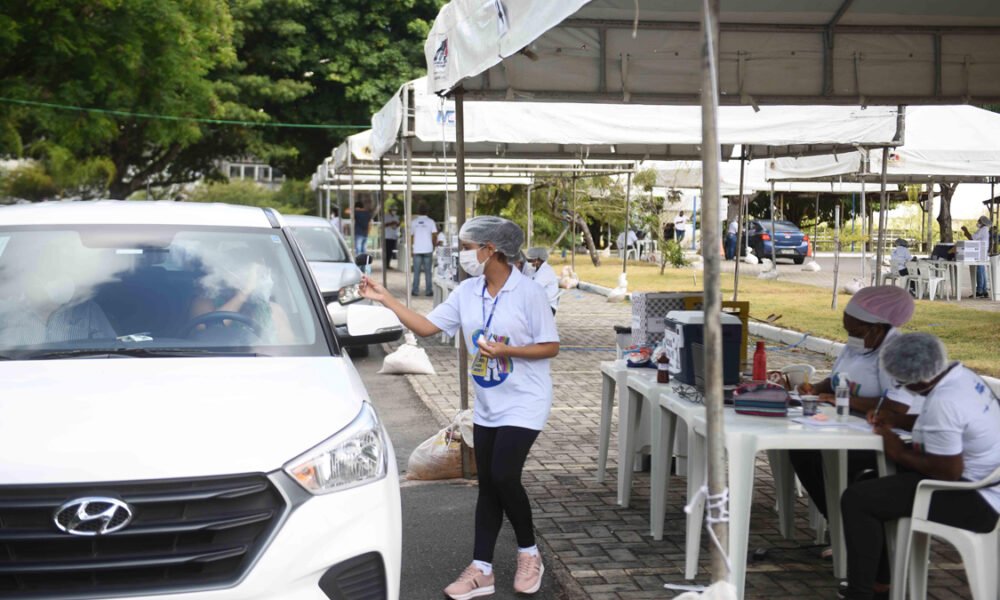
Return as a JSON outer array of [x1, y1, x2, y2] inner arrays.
[[847, 422, 910, 436], [791, 416, 851, 427]]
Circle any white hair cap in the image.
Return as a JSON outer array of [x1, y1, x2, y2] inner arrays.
[[525, 247, 549, 261], [458, 216, 524, 257], [880, 332, 949, 385]]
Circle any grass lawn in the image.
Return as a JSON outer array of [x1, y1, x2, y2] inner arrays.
[[551, 258, 1000, 377]]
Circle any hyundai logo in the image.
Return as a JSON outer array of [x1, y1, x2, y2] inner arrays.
[[54, 497, 134, 536]]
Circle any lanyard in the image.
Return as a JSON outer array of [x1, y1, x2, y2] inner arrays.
[[481, 283, 501, 340]]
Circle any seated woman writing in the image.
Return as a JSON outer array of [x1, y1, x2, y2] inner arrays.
[[839, 333, 1000, 600]]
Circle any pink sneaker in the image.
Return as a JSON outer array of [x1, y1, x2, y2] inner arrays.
[[443, 563, 495, 599], [513, 552, 544, 594]]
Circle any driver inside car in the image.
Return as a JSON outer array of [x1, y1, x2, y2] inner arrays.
[[189, 255, 295, 345]]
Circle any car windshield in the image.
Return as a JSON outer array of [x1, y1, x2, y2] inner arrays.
[[289, 226, 349, 263], [0, 225, 330, 359]]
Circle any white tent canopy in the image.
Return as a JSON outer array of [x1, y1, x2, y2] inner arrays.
[[768, 105, 1000, 183], [369, 78, 903, 163], [652, 159, 882, 194], [426, 0, 1000, 105]]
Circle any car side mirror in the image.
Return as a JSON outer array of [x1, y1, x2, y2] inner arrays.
[[330, 303, 403, 347]]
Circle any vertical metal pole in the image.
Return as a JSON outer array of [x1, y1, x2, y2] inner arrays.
[[349, 169, 356, 252], [732, 151, 747, 300], [875, 147, 890, 286], [700, 0, 728, 583], [527, 183, 533, 248], [623, 172, 632, 274], [833, 201, 842, 309], [860, 171, 867, 283], [571, 175, 578, 273], [324, 187, 330, 220], [455, 90, 473, 480], [404, 139, 413, 309], [814, 193, 820, 260], [380, 158, 388, 289], [692, 194, 699, 252], [768, 180, 778, 271], [926, 184, 935, 253]]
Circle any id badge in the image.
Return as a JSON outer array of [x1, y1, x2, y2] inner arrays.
[[470, 350, 489, 377]]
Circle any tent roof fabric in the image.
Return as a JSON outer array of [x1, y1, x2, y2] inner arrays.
[[365, 77, 901, 165], [426, 0, 1000, 105], [768, 105, 1000, 183]]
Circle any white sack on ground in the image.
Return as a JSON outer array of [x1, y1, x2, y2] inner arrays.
[[379, 333, 436, 375], [406, 409, 475, 480], [668, 581, 738, 600], [743, 254, 759, 265], [802, 261, 821, 272], [843, 278, 865, 295]]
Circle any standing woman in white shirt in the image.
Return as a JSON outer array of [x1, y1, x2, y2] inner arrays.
[[525, 247, 560, 315], [359, 216, 559, 599], [840, 333, 1000, 600]]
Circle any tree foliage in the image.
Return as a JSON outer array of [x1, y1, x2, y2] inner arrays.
[[1, 0, 444, 200]]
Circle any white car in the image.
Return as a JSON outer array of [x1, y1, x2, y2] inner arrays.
[[0, 201, 403, 599]]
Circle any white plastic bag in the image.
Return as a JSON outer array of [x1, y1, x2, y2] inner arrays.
[[843, 277, 865, 295], [669, 581, 738, 600], [406, 410, 475, 480], [379, 333, 436, 375]]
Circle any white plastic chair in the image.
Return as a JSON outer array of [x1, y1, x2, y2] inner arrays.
[[901, 261, 925, 298], [921, 261, 950, 301], [890, 464, 1000, 600]]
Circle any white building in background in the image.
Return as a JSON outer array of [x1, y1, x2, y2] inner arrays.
[[218, 159, 286, 190]]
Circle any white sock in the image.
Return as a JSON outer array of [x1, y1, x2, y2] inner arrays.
[[472, 560, 493, 575], [518, 545, 539, 557]]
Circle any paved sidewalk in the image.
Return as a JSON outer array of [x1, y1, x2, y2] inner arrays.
[[375, 267, 972, 599]]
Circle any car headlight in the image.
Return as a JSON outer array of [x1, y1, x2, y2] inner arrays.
[[338, 284, 364, 305], [284, 402, 388, 494]]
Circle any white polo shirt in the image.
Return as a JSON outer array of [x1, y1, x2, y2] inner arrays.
[[410, 215, 438, 254], [427, 266, 560, 431], [912, 363, 1000, 512], [530, 262, 560, 311], [674, 215, 688, 232], [831, 328, 916, 410]]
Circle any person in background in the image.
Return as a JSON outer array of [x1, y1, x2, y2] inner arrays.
[[673, 211, 689, 243], [410, 202, 438, 297], [725, 217, 739, 260], [890, 237, 915, 294], [839, 333, 1000, 600], [352, 201, 372, 256], [961, 215, 992, 298], [359, 216, 559, 599], [525, 247, 560, 315], [789, 286, 917, 543], [383, 207, 400, 270], [329, 207, 342, 237]]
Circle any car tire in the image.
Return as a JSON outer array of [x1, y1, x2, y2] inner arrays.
[[347, 345, 370, 358], [793, 256, 805, 265]]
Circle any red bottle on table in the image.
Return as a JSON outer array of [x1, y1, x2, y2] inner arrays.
[[752, 341, 767, 381], [656, 353, 670, 384]]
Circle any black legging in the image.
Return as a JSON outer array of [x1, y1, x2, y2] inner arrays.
[[840, 471, 999, 599], [473, 424, 540, 563], [789, 449, 878, 519]]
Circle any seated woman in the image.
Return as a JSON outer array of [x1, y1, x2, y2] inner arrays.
[[840, 333, 1000, 600], [190, 261, 294, 345], [790, 286, 917, 525]]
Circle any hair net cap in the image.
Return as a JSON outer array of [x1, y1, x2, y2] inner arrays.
[[895, 237, 909, 248], [880, 332, 948, 384], [979, 215, 993, 228], [458, 216, 524, 257], [843, 285, 915, 328], [525, 247, 549, 261]]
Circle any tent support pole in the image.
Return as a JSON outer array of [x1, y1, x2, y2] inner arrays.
[[324, 186, 330, 220], [927, 184, 935, 253], [623, 172, 631, 275], [814, 193, 820, 260], [527, 183, 533, 248], [833, 200, 841, 309], [700, 0, 729, 584], [572, 175, 578, 273], [455, 89, 473, 480], [768, 181, 778, 272], [404, 140, 413, 309], [380, 158, 388, 289], [875, 147, 889, 285], [992, 181, 997, 255], [860, 173, 867, 283], [732, 150, 747, 301], [349, 169, 356, 252]]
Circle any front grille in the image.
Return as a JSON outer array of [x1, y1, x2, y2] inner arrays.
[[0, 473, 286, 598]]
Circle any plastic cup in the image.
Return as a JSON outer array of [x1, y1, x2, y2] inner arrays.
[[801, 395, 819, 416]]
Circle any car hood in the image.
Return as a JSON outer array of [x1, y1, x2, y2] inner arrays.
[[308, 261, 361, 295], [0, 357, 367, 484]]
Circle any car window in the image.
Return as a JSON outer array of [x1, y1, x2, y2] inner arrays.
[[757, 221, 800, 233], [289, 226, 349, 263], [0, 226, 331, 358]]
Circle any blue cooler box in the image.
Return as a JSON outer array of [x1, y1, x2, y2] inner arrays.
[[663, 310, 743, 386]]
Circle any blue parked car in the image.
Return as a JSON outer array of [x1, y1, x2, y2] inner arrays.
[[744, 220, 810, 264]]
